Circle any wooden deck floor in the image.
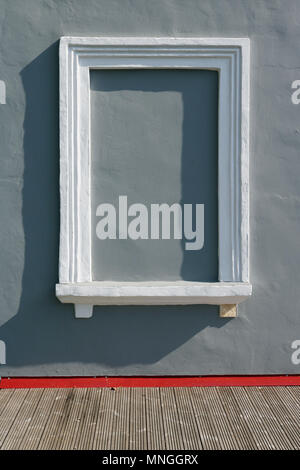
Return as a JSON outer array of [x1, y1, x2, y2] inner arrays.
[[0, 386, 299, 450]]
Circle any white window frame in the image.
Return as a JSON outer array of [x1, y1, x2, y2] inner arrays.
[[56, 37, 252, 318]]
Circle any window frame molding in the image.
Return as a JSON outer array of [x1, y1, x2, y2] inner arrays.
[[56, 36, 251, 318]]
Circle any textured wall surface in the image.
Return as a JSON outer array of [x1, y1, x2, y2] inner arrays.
[[0, 0, 299, 376]]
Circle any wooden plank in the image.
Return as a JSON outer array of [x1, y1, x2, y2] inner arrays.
[[1, 388, 43, 449], [145, 387, 165, 450], [274, 386, 300, 423], [58, 388, 88, 450], [258, 387, 300, 449], [75, 388, 102, 450], [195, 387, 240, 449], [244, 387, 294, 450], [37, 388, 72, 449], [129, 387, 147, 450], [160, 388, 184, 449], [230, 386, 279, 450], [189, 386, 222, 450], [287, 386, 300, 403], [47, 388, 80, 449], [92, 388, 115, 450], [18, 388, 58, 450], [0, 389, 29, 447], [0, 389, 15, 416], [174, 387, 203, 450], [216, 387, 257, 449], [110, 388, 130, 450]]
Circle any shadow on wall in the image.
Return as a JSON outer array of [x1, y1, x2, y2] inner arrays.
[[0, 42, 229, 374]]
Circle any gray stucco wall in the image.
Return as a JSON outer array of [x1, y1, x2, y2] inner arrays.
[[0, 0, 299, 376], [90, 69, 218, 282]]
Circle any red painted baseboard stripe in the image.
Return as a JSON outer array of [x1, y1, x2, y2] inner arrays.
[[0, 375, 300, 388]]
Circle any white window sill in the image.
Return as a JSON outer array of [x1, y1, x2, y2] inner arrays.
[[56, 281, 252, 317]]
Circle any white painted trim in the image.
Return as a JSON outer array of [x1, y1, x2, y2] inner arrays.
[[0, 340, 6, 365], [57, 37, 251, 317], [56, 281, 252, 306], [0, 80, 6, 104], [74, 304, 93, 319]]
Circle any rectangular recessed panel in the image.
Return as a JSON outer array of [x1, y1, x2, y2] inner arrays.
[[90, 69, 218, 281]]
